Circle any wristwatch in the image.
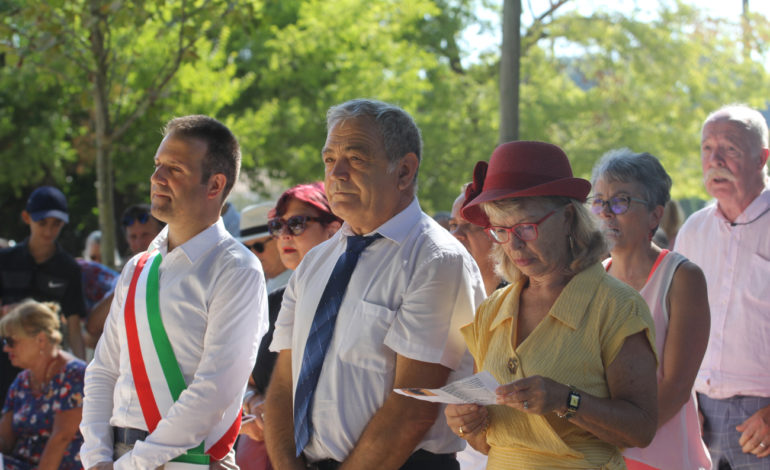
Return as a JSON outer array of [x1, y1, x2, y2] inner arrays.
[[555, 385, 580, 419]]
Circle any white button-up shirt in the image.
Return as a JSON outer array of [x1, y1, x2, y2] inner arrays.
[[675, 187, 770, 399], [271, 198, 486, 462], [80, 219, 268, 469]]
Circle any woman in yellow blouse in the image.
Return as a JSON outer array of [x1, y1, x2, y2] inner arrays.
[[445, 141, 659, 470]]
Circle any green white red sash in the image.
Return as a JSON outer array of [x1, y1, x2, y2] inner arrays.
[[124, 250, 242, 467]]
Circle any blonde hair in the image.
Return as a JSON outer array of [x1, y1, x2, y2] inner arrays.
[[0, 299, 63, 345], [481, 196, 607, 284]]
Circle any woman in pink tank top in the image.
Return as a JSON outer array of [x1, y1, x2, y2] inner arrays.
[[591, 149, 712, 470]]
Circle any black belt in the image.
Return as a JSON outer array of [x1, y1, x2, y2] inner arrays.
[[307, 449, 457, 470], [113, 426, 149, 446]]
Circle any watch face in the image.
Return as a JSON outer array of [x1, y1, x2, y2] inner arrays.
[[568, 392, 581, 409]]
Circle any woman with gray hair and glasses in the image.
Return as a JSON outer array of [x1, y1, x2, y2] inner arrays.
[[591, 149, 712, 470]]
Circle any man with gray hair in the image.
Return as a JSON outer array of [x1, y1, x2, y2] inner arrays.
[[675, 104, 770, 468], [264, 99, 485, 470]]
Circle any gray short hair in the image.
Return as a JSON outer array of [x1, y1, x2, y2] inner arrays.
[[326, 99, 423, 175], [703, 104, 769, 159], [481, 196, 606, 284], [591, 148, 672, 209]]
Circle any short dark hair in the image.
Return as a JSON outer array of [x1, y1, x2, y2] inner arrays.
[[120, 203, 164, 234], [163, 115, 241, 202]]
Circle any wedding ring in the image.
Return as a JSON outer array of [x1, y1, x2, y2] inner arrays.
[[458, 426, 464, 437], [760, 442, 767, 449], [523, 400, 529, 409]]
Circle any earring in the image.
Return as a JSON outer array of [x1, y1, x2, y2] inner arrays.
[[568, 234, 576, 255]]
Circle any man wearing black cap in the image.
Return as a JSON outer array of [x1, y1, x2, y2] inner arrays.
[[0, 186, 87, 405]]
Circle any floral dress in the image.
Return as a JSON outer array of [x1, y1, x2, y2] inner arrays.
[[1, 359, 86, 470]]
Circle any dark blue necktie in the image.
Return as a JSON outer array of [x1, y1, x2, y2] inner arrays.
[[293, 234, 381, 456]]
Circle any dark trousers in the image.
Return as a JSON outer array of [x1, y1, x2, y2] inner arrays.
[[308, 449, 458, 470]]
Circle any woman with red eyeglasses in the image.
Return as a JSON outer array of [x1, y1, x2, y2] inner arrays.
[[444, 141, 658, 470], [591, 149, 711, 470], [238, 182, 341, 470]]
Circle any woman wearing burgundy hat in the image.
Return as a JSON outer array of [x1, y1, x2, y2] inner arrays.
[[445, 141, 659, 469]]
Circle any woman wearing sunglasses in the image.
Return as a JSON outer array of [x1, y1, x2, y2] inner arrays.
[[591, 149, 711, 470], [239, 182, 341, 470], [0, 299, 85, 470], [445, 141, 658, 469]]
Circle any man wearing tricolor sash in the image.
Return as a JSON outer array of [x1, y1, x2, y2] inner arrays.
[[80, 116, 269, 470]]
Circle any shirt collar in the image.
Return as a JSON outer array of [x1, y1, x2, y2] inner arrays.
[[488, 262, 606, 332], [712, 186, 770, 223], [338, 197, 420, 245], [151, 218, 228, 263]]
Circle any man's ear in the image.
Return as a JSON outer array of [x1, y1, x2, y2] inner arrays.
[[759, 148, 769, 168], [207, 173, 227, 200], [21, 210, 31, 225], [396, 153, 419, 191]]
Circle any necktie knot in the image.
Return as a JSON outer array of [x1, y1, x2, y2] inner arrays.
[[346, 234, 381, 254]]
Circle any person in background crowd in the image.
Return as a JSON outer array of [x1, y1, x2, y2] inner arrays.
[[84, 204, 165, 347], [675, 104, 770, 469], [240, 203, 292, 294], [592, 149, 711, 470], [264, 99, 485, 470], [446, 141, 658, 469], [658, 200, 685, 249], [222, 201, 242, 238], [433, 211, 451, 231], [0, 299, 86, 470], [120, 204, 165, 258], [80, 115, 268, 469], [450, 184, 506, 296], [237, 182, 341, 470], [0, 186, 87, 409]]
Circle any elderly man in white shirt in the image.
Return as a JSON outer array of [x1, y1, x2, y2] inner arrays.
[[675, 104, 770, 469], [264, 99, 485, 470], [80, 115, 268, 470]]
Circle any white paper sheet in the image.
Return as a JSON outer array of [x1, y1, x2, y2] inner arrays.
[[395, 371, 500, 405]]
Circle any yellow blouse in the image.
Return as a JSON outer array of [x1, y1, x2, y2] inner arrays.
[[461, 263, 656, 470]]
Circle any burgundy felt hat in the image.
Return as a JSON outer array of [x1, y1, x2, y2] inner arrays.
[[460, 141, 591, 227]]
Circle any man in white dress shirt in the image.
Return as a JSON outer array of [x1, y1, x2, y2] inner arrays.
[[675, 104, 770, 468], [80, 115, 268, 469], [264, 99, 485, 470]]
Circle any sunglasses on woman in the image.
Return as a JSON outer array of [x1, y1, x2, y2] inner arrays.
[[268, 215, 323, 237], [1, 337, 15, 348], [243, 239, 269, 253], [590, 196, 648, 215], [484, 209, 558, 244]]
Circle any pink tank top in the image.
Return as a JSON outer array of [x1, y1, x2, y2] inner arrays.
[[606, 251, 712, 470]]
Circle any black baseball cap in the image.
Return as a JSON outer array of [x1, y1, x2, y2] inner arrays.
[[26, 186, 69, 223]]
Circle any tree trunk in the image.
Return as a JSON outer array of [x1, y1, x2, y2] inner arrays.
[[89, 0, 117, 269], [499, 0, 521, 143], [742, 0, 750, 60]]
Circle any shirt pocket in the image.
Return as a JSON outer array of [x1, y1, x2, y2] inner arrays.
[[747, 252, 770, 303], [338, 300, 397, 373]]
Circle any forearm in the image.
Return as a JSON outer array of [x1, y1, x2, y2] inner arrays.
[[37, 432, 74, 470], [341, 394, 439, 470], [68, 317, 86, 359], [264, 353, 305, 470], [566, 388, 657, 448], [656, 378, 692, 428]]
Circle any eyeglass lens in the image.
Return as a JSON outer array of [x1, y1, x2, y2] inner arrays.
[[268, 215, 313, 237], [1, 337, 15, 348], [591, 197, 630, 215], [123, 212, 151, 227], [244, 241, 266, 253]]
